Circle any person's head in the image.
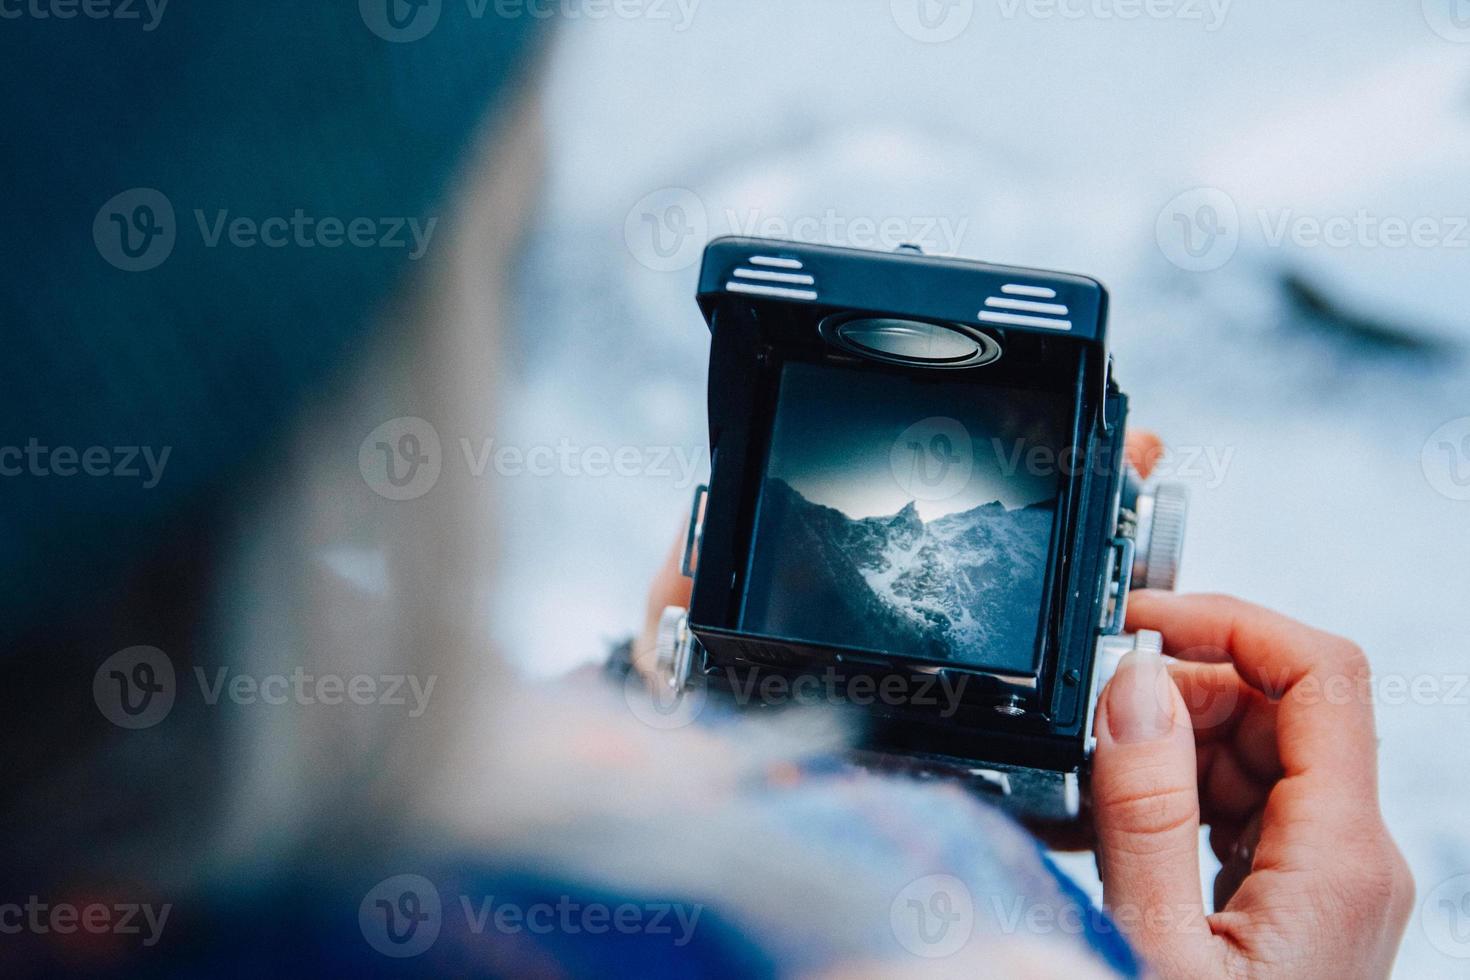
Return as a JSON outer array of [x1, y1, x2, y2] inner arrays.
[[1, 4, 550, 891]]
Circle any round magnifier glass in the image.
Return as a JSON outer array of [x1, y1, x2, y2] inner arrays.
[[819, 315, 1001, 368]]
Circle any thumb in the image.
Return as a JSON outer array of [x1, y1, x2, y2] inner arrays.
[[1091, 646, 1212, 971]]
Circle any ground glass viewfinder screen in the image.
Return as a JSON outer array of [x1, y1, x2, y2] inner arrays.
[[741, 362, 1069, 673]]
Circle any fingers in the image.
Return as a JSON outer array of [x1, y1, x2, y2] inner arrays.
[[645, 528, 693, 622], [1161, 661, 1277, 856], [1091, 645, 1219, 973], [1164, 660, 1251, 744], [1211, 812, 1263, 909], [1114, 604, 1411, 980], [633, 528, 695, 677], [1126, 591, 1379, 802], [1167, 660, 1282, 782], [1125, 429, 1164, 480]]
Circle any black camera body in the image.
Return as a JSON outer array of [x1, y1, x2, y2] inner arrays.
[[653, 237, 1186, 822]]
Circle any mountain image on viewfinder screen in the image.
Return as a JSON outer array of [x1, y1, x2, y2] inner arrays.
[[741, 362, 1068, 674]]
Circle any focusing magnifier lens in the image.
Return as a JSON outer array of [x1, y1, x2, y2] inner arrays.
[[821, 316, 1001, 368]]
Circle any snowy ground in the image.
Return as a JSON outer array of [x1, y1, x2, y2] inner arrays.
[[493, 4, 1470, 974]]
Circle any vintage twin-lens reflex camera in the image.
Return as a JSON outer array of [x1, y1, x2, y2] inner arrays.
[[652, 237, 1188, 822]]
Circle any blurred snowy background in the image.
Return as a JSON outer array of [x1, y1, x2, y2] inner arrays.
[[490, 2, 1470, 973]]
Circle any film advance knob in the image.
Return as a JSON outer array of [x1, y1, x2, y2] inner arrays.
[[653, 606, 692, 694], [1138, 482, 1189, 591], [1087, 629, 1167, 758], [1131, 629, 1164, 659]]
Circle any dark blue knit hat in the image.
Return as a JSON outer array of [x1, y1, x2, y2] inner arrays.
[[0, 3, 546, 642]]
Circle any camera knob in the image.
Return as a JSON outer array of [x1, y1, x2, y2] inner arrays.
[[1132, 628, 1164, 659], [1133, 482, 1188, 591], [653, 605, 693, 695], [1087, 628, 1167, 756]]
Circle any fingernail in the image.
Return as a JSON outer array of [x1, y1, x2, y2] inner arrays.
[[1107, 647, 1173, 743]]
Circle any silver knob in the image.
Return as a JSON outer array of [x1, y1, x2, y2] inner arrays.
[[1133, 482, 1188, 591], [1132, 629, 1164, 659], [1094, 628, 1164, 694], [653, 605, 693, 695], [1086, 628, 1167, 756]]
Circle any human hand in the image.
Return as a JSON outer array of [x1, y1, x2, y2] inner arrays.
[[1091, 591, 1414, 978]]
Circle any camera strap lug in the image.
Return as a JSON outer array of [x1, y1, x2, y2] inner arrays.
[[1100, 536, 1136, 636], [680, 484, 709, 578], [1100, 352, 1117, 432]]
